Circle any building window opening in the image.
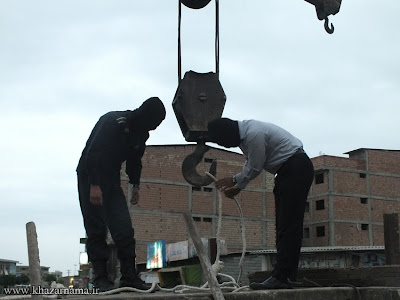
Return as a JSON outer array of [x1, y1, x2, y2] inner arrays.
[[303, 227, 310, 239], [361, 224, 369, 230], [315, 173, 324, 184], [316, 199, 325, 210], [203, 217, 212, 223], [204, 187, 213, 192], [193, 217, 201, 222], [359, 173, 367, 178], [305, 202, 310, 213], [360, 198, 368, 204], [204, 158, 214, 163], [192, 186, 201, 191], [316, 226, 325, 237]]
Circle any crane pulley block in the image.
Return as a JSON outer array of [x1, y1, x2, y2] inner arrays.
[[172, 70, 226, 143]]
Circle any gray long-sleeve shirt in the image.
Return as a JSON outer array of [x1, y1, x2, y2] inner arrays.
[[235, 120, 303, 190]]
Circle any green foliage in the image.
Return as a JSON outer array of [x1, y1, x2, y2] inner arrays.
[[0, 274, 30, 287], [44, 273, 57, 284], [0, 275, 16, 287], [16, 274, 29, 285]]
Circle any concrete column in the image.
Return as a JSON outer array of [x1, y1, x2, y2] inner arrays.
[[365, 151, 374, 245], [262, 171, 267, 247], [328, 169, 335, 246], [26, 222, 43, 300]]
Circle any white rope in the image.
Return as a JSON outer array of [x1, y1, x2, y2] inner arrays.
[[233, 193, 246, 286], [205, 172, 248, 290], [98, 282, 157, 295]]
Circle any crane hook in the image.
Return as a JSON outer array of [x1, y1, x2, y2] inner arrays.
[[324, 17, 334, 34], [182, 142, 217, 187]]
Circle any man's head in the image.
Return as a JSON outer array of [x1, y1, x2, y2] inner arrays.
[[131, 97, 166, 131], [207, 118, 240, 148]]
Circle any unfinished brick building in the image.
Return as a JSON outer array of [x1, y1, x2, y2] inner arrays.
[[120, 144, 275, 263], [303, 148, 400, 247], [121, 146, 400, 263]]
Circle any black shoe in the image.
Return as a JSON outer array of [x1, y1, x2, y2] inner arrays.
[[119, 276, 151, 291], [93, 276, 115, 292], [250, 276, 291, 290], [91, 259, 115, 292], [119, 258, 152, 291]]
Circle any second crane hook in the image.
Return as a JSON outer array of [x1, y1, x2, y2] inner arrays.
[[324, 17, 334, 34]]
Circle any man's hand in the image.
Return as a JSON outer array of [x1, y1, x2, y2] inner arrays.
[[130, 187, 140, 205], [223, 187, 241, 199], [215, 177, 235, 190], [215, 176, 241, 199], [90, 185, 103, 205]]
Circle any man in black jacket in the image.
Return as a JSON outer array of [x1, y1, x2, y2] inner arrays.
[[77, 97, 166, 291]]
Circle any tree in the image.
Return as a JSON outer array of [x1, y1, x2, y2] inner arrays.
[[0, 275, 17, 287], [44, 274, 57, 285], [16, 274, 29, 285]]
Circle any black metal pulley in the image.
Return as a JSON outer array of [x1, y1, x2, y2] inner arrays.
[[173, 71, 226, 143], [180, 0, 212, 9], [173, 0, 224, 187]]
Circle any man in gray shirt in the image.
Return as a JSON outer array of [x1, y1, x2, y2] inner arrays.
[[208, 118, 314, 289]]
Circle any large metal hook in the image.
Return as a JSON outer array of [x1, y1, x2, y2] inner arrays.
[[182, 142, 217, 187], [324, 17, 334, 34]]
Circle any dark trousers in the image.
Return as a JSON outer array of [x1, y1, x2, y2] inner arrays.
[[272, 153, 314, 281], [78, 173, 136, 262]]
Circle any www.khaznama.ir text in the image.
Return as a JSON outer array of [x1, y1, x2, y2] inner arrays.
[[4, 286, 100, 295]]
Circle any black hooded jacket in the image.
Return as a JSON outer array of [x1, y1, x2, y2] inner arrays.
[[76, 110, 148, 186]]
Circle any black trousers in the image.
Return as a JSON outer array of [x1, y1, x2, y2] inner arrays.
[[78, 173, 136, 262], [271, 152, 314, 281]]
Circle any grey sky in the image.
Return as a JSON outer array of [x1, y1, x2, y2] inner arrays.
[[1, 0, 399, 276]]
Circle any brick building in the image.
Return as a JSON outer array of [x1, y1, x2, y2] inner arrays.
[[121, 144, 276, 263], [121, 146, 400, 264], [303, 148, 400, 247]]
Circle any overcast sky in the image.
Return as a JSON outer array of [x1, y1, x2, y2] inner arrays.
[[1, 0, 399, 276]]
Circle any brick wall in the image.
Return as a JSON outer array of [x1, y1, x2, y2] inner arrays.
[[311, 223, 330, 246], [311, 198, 330, 221], [122, 145, 272, 263], [370, 175, 400, 198], [335, 223, 370, 246], [371, 199, 400, 223], [333, 196, 369, 221], [310, 170, 329, 195], [333, 171, 368, 195], [367, 149, 400, 174], [312, 155, 366, 170], [372, 225, 384, 246]]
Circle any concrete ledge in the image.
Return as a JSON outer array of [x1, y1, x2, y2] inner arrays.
[[64, 287, 400, 300], [249, 266, 400, 287]]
